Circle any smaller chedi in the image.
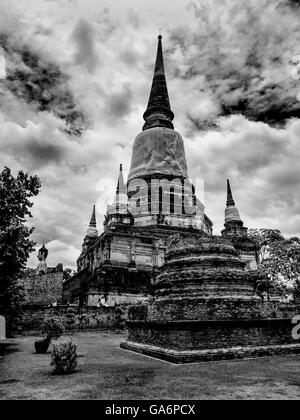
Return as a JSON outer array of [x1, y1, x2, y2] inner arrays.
[[36, 243, 49, 275], [221, 180, 258, 271]]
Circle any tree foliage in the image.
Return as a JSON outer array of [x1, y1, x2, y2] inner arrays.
[[0, 167, 41, 327], [42, 316, 64, 341], [249, 229, 300, 300], [63, 268, 76, 282]]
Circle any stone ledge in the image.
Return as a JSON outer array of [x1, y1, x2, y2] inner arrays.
[[120, 340, 300, 364], [126, 318, 294, 330]]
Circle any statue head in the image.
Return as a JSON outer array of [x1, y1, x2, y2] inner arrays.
[[38, 243, 48, 262]]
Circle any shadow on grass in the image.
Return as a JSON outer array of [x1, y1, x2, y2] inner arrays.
[[49, 369, 82, 377], [0, 379, 20, 385], [0, 342, 20, 358]]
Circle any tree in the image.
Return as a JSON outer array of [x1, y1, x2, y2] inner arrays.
[[249, 229, 300, 300], [0, 167, 41, 332], [63, 268, 76, 282]]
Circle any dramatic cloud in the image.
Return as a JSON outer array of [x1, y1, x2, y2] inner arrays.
[[185, 116, 300, 236], [0, 34, 87, 136], [105, 84, 133, 121], [72, 19, 99, 73], [0, 54, 6, 79], [168, 0, 300, 130], [0, 0, 299, 269]]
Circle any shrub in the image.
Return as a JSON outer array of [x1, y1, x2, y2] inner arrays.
[[51, 340, 78, 375], [66, 308, 77, 331], [42, 316, 64, 341], [78, 313, 90, 329], [114, 306, 126, 329]]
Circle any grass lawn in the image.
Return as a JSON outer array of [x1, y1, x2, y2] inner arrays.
[[0, 332, 300, 400]]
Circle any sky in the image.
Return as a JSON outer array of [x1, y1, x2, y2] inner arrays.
[[1, 0, 300, 269]]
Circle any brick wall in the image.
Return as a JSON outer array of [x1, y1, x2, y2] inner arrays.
[[146, 298, 300, 322], [18, 269, 63, 306], [14, 305, 126, 336], [127, 318, 299, 351]]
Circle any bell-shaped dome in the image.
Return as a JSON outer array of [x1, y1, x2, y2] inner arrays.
[[128, 127, 188, 182], [225, 205, 242, 224], [86, 226, 98, 239]]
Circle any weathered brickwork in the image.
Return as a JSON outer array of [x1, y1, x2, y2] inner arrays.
[[126, 319, 299, 351], [121, 233, 300, 362], [14, 305, 126, 336], [121, 341, 300, 364], [138, 299, 300, 322], [19, 267, 63, 306]]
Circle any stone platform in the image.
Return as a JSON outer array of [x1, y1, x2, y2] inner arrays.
[[121, 341, 300, 364], [121, 318, 300, 363], [120, 233, 300, 363]]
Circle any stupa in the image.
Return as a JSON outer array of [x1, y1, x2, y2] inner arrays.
[[121, 233, 300, 363]]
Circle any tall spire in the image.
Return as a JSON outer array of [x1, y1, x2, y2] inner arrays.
[[86, 205, 98, 239], [143, 35, 174, 131], [227, 179, 235, 207], [225, 180, 242, 225], [90, 205, 97, 227], [116, 164, 126, 195], [113, 164, 128, 214]]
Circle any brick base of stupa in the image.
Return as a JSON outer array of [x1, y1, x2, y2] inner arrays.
[[120, 234, 300, 363], [121, 318, 300, 363]]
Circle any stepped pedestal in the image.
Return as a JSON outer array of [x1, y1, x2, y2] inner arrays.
[[121, 234, 300, 363]]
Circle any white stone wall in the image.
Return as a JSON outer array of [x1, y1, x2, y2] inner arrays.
[[109, 235, 165, 269], [240, 252, 258, 271], [87, 293, 148, 307]]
